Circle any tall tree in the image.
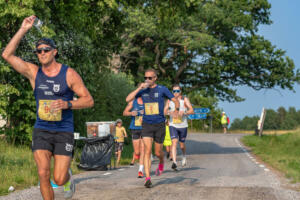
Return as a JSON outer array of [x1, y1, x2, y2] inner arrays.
[[119, 0, 299, 102]]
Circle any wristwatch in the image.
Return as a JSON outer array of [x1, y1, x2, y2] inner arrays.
[[176, 107, 180, 111], [67, 101, 72, 109]]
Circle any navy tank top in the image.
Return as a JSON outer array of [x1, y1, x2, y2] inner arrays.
[[129, 99, 144, 130], [34, 64, 74, 133]]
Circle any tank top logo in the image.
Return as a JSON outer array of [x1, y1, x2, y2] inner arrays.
[[38, 84, 49, 90], [53, 84, 60, 92], [154, 93, 158, 98]]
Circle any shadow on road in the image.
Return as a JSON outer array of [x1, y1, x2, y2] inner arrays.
[[185, 140, 248, 155], [150, 166, 204, 176], [75, 175, 104, 184], [154, 175, 199, 186]]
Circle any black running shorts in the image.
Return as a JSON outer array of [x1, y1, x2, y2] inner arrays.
[[32, 128, 74, 157], [115, 142, 124, 152], [141, 122, 165, 144], [131, 129, 142, 140]]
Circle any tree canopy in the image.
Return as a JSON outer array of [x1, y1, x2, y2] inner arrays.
[[119, 0, 299, 102]]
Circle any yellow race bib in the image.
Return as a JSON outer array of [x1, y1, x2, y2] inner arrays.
[[173, 117, 183, 124], [134, 116, 143, 126], [145, 102, 159, 115], [38, 100, 62, 121]]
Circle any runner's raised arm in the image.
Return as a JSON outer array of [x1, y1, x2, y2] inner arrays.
[[2, 15, 38, 85]]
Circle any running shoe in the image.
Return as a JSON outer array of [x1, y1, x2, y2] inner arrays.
[[171, 162, 177, 171], [51, 180, 59, 189], [138, 171, 144, 178], [182, 156, 187, 167], [38, 180, 59, 189], [144, 178, 152, 188], [130, 162, 134, 166], [155, 164, 164, 176], [63, 169, 75, 199], [134, 154, 140, 160]]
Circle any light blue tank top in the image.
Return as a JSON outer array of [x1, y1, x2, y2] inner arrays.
[[129, 99, 144, 130]]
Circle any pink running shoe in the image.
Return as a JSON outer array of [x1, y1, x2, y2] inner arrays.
[[155, 163, 164, 176]]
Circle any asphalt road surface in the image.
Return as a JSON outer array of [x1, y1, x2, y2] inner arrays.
[[2, 133, 300, 200]]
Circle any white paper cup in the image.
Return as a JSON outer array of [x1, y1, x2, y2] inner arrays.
[[74, 132, 80, 139]]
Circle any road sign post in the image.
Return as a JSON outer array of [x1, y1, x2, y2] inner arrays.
[[210, 115, 212, 134]]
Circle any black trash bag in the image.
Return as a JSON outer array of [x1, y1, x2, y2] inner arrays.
[[77, 135, 114, 171]]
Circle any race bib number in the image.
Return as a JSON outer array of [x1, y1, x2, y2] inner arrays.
[[38, 100, 62, 121], [134, 116, 143, 126], [145, 103, 159, 115], [173, 117, 183, 124]]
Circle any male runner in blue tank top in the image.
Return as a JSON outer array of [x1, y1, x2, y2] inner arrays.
[[126, 69, 180, 188], [2, 16, 94, 200]]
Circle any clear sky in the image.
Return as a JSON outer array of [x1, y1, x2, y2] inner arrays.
[[219, 0, 300, 121]]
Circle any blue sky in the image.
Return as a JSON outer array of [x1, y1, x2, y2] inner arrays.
[[219, 0, 300, 121]]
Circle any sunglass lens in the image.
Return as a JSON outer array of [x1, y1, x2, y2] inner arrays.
[[35, 47, 52, 54], [144, 77, 152, 80]]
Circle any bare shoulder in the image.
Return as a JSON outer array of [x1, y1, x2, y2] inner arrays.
[[66, 67, 80, 78], [66, 67, 83, 85]]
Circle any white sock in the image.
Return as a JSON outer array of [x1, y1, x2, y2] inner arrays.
[[139, 165, 144, 172]]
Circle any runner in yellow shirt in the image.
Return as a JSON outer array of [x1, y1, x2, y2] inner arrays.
[[115, 119, 127, 167]]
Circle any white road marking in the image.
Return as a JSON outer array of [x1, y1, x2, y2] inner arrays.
[[235, 137, 270, 172], [103, 172, 112, 176]]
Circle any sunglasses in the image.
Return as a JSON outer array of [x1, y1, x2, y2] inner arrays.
[[34, 47, 53, 54], [144, 76, 155, 80], [173, 90, 181, 93]]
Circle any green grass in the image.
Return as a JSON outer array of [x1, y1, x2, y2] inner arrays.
[[242, 132, 300, 183], [0, 139, 133, 196], [0, 140, 38, 196]]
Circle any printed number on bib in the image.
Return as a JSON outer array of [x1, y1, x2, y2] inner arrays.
[[38, 100, 62, 121], [173, 117, 183, 124], [145, 103, 159, 115], [135, 116, 143, 126]]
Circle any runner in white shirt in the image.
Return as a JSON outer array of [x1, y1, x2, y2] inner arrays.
[[164, 84, 194, 170]]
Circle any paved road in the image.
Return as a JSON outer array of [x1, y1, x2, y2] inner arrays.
[[2, 133, 300, 200]]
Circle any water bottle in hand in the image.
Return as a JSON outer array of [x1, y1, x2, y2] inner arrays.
[[33, 17, 43, 29]]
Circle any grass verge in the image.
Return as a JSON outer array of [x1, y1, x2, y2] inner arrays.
[[242, 132, 300, 183], [0, 139, 133, 196], [231, 128, 300, 135]]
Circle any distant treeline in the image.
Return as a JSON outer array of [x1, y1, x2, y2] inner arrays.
[[230, 107, 300, 130]]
